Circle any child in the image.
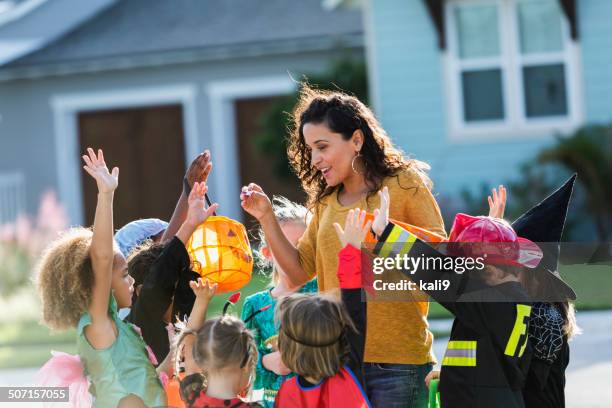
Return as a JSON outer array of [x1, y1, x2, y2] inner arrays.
[[126, 181, 218, 363], [274, 292, 370, 408], [124, 150, 215, 362], [176, 280, 262, 407], [370, 186, 540, 408], [241, 196, 317, 407], [507, 175, 579, 408], [115, 218, 168, 258], [36, 148, 169, 407], [274, 209, 372, 408]]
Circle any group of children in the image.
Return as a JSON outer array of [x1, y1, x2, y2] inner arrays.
[[35, 146, 578, 408]]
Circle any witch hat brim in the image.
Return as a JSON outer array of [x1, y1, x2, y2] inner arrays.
[[511, 174, 578, 301]]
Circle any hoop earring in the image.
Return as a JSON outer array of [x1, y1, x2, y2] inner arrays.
[[351, 153, 363, 175]]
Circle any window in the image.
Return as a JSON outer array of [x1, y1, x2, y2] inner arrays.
[[444, 0, 582, 139]]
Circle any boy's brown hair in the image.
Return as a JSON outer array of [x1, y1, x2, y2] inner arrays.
[[276, 293, 356, 380]]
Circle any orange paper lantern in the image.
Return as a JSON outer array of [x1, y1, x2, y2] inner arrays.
[[186, 216, 253, 293]]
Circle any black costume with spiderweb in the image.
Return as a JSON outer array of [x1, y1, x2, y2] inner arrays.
[[524, 302, 569, 408], [529, 302, 564, 364]]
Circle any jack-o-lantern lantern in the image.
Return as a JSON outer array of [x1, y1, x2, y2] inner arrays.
[[187, 216, 253, 293]]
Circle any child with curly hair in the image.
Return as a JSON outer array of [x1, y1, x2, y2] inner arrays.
[[36, 148, 215, 407]]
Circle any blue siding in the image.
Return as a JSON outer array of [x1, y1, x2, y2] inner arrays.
[[579, 0, 612, 123], [367, 0, 606, 203]]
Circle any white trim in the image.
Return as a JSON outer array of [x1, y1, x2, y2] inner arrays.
[[0, 171, 25, 224], [444, 0, 584, 142], [0, 0, 47, 27], [205, 76, 296, 221], [51, 84, 199, 225]]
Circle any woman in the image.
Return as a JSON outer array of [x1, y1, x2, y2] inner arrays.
[[241, 86, 446, 408]]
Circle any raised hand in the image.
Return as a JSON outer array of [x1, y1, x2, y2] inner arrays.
[[189, 277, 218, 303], [82, 148, 118, 193], [333, 208, 372, 250], [488, 185, 506, 219], [186, 181, 219, 227], [240, 183, 273, 221], [185, 151, 212, 192], [372, 186, 390, 237]]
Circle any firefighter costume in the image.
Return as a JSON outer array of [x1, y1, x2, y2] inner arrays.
[[373, 215, 542, 408]]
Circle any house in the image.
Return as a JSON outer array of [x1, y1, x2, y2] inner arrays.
[[0, 0, 363, 228], [363, 0, 612, 212]]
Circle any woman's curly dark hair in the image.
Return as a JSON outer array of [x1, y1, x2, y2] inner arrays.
[[287, 85, 431, 208]]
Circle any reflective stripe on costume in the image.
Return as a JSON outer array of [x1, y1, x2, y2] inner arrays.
[[377, 225, 417, 258], [442, 341, 477, 367]]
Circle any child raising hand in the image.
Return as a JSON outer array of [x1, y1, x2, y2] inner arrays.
[[176, 278, 262, 407], [37, 148, 166, 407]]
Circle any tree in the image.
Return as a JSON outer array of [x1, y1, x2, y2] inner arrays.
[[539, 125, 612, 242], [254, 55, 368, 180]]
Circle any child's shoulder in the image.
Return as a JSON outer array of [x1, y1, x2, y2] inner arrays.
[[243, 289, 273, 310], [299, 278, 318, 293]]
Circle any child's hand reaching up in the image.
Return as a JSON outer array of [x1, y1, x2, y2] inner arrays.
[[180, 278, 218, 376], [186, 182, 219, 227], [488, 185, 506, 219], [333, 208, 371, 290], [176, 181, 219, 244], [333, 208, 372, 250], [372, 186, 390, 237], [189, 277, 218, 304], [82, 148, 119, 193], [81, 147, 121, 350], [187, 278, 217, 331], [184, 151, 212, 194]]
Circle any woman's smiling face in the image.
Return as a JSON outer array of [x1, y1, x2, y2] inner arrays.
[[303, 122, 361, 187]]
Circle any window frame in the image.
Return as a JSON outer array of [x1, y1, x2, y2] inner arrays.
[[443, 0, 584, 141]]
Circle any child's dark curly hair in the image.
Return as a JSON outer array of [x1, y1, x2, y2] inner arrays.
[[127, 240, 165, 291]]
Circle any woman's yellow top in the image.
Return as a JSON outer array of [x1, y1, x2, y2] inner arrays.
[[297, 167, 447, 364]]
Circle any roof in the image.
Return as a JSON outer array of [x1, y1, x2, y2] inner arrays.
[[0, 0, 363, 79]]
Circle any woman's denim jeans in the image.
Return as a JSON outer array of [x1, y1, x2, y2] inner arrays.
[[364, 362, 433, 408]]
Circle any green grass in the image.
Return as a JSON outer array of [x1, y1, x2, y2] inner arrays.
[[423, 264, 612, 320], [0, 320, 77, 369], [206, 272, 272, 317], [0, 342, 77, 369]]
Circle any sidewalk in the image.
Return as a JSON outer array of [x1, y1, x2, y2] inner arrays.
[[431, 309, 612, 408]]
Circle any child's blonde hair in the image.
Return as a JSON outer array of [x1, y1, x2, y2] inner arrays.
[[36, 227, 95, 330], [177, 315, 258, 383], [276, 293, 355, 380], [256, 196, 311, 285]]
